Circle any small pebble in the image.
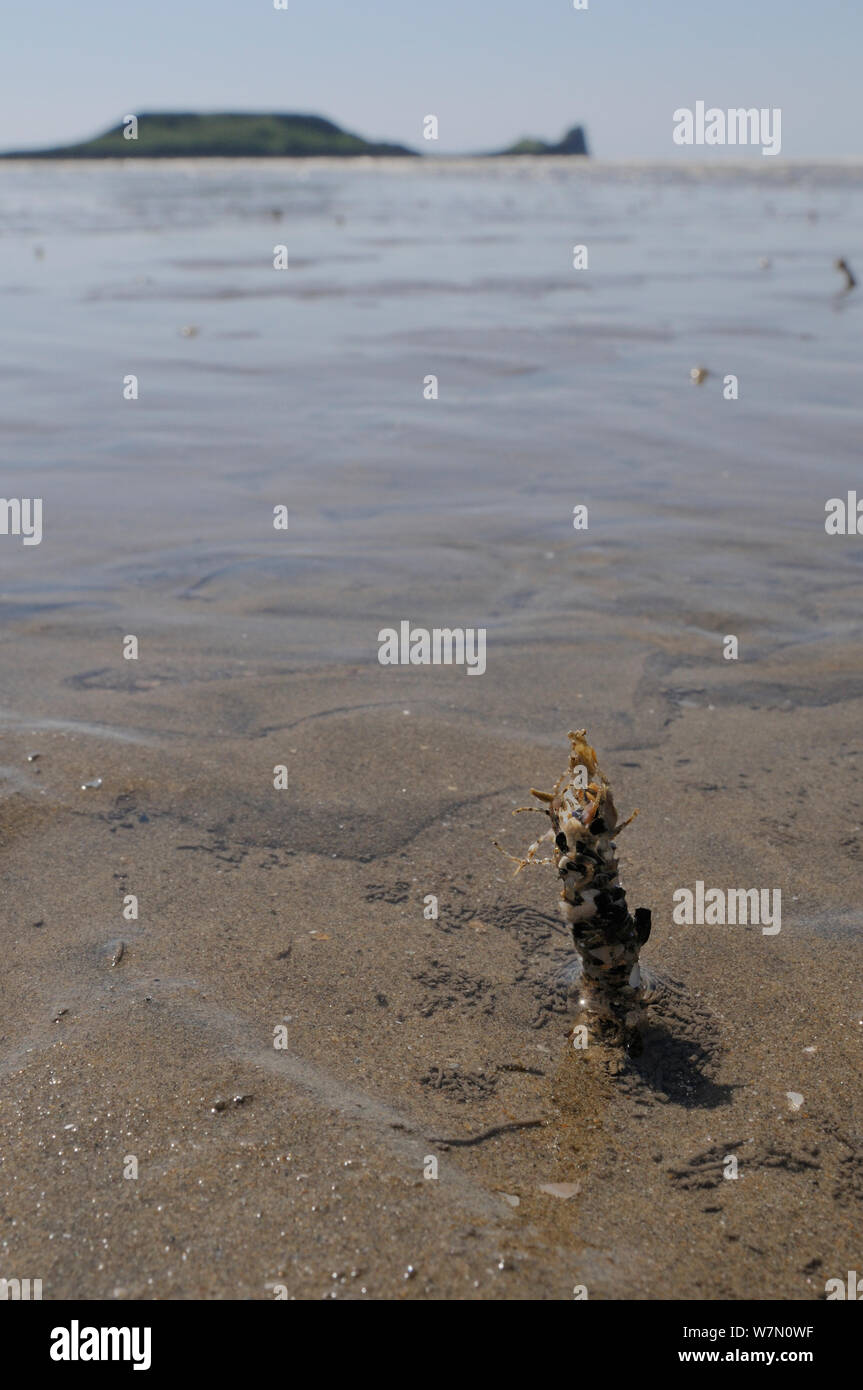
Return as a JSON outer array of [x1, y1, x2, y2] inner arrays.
[[211, 1094, 251, 1113]]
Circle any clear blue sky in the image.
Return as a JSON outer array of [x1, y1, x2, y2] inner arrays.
[[3, 0, 861, 158]]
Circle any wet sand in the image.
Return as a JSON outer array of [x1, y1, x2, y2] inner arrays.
[[1, 611, 861, 1298], [0, 160, 861, 1298]]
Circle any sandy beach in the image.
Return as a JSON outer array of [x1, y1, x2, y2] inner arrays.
[[1, 159, 861, 1299]]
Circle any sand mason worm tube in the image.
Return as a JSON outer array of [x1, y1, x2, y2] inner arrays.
[[499, 730, 652, 1052]]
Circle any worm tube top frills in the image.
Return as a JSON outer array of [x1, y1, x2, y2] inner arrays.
[[502, 730, 652, 1054]]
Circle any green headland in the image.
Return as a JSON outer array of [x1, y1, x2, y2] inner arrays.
[[0, 112, 418, 159]]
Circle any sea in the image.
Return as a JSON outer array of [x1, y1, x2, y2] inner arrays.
[[1, 157, 862, 665]]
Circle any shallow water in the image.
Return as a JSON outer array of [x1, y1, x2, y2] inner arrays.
[[1, 158, 862, 675]]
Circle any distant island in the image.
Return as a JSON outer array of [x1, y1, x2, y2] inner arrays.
[[0, 113, 590, 160], [497, 125, 589, 157]]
